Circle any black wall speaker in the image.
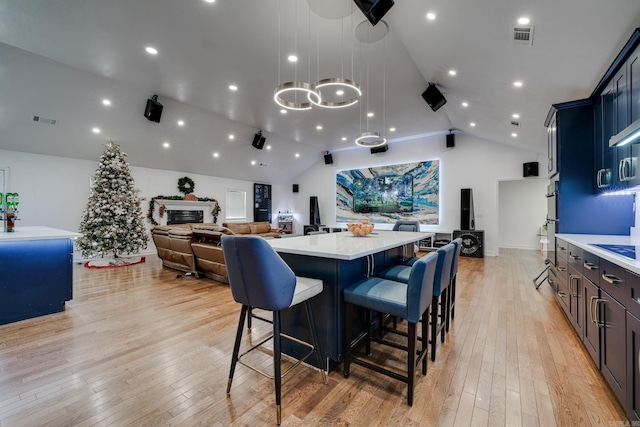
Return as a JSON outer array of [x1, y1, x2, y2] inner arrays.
[[461, 188, 475, 230], [324, 153, 334, 164], [370, 145, 389, 154], [446, 133, 455, 148], [523, 162, 539, 177], [144, 95, 163, 123], [252, 132, 266, 149], [453, 230, 484, 258], [310, 196, 321, 226], [293, 184, 299, 193], [421, 83, 447, 111]]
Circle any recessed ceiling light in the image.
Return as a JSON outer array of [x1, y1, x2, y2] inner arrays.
[[145, 46, 158, 55], [295, 153, 300, 158], [448, 70, 457, 76], [470, 122, 476, 127], [213, 152, 219, 158], [316, 125, 323, 130], [204, 0, 215, 3], [367, 112, 374, 118], [517, 17, 530, 25], [102, 99, 111, 106], [266, 145, 272, 150], [229, 134, 235, 140], [426, 12, 436, 20], [229, 85, 238, 91], [92, 127, 101, 134], [513, 80, 523, 87], [288, 55, 298, 63], [280, 109, 287, 114], [251, 160, 256, 165], [389, 127, 396, 132], [511, 133, 518, 137], [177, 120, 185, 126], [163, 142, 170, 148], [336, 90, 344, 96], [512, 113, 520, 119], [341, 137, 347, 141], [462, 102, 469, 107]]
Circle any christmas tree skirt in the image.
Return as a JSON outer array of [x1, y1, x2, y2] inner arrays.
[[84, 256, 145, 269]]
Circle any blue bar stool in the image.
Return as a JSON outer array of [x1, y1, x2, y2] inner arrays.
[[446, 238, 462, 333], [221, 235, 326, 426], [392, 220, 421, 264], [343, 251, 438, 405], [430, 243, 455, 361]]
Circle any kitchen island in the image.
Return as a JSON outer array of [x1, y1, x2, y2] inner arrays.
[[0, 226, 80, 325], [268, 230, 432, 371]]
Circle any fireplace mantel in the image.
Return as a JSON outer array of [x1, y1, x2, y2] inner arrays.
[[152, 199, 217, 225]]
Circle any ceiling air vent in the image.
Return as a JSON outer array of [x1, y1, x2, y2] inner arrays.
[[33, 115, 57, 125], [510, 120, 521, 127], [513, 26, 534, 46]]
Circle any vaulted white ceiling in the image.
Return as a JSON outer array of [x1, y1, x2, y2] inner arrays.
[[1, 0, 639, 183]]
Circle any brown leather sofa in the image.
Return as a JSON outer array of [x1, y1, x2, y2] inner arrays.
[[222, 222, 283, 238], [151, 222, 283, 283]]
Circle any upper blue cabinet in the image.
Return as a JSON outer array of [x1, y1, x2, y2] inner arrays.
[[592, 29, 640, 193]]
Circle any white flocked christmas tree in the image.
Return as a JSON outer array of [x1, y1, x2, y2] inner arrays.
[[77, 140, 148, 259]]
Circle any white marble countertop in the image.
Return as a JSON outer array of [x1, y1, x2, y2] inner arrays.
[[268, 230, 433, 261], [0, 226, 81, 242], [556, 233, 640, 275]]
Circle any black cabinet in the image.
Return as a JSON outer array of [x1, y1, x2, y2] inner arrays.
[[253, 183, 272, 222], [600, 288, 627, 405], [583, 277, 601, 367], [627, 311, 640, 422]]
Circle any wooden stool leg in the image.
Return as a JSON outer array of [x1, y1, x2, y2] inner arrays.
[[421, 308, 429, 374], [407, 321, 416, 406], [273, 311, 282, 426], [227, 305, 247, 394], [431, 295, 438, 362], [344, 302, 353, 378]]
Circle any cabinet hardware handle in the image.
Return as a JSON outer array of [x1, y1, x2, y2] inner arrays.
[[634, 297, 640, 305], [557, 290, 566, 298], [594, 298, 606, 328], [590, 296, 597, 323], [569, 254, 581, 261], [569, 275, 580, 297], [597, 169, 601, 188], [620, 159, 627, 181], [601, 273, 621, 285], [558, 246, 567, 251], [583, 262, 598, 271], [557, 266, 566, 272]]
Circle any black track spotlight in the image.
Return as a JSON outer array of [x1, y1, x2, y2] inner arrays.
[[252, 131, 266, 149], [324, 151, 334, 165]]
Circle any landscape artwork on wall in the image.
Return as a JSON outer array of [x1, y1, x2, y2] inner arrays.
[[336, 160, 439, 224]]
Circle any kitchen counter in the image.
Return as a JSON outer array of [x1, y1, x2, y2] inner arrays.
[[0, 225, 81, 241], [0, 226, 79, 325], [268, 230, 432, 260], [556, 233, 640, 275]]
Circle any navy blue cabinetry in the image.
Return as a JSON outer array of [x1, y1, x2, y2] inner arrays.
[[546, 101, 633, 236], [627, 311, 640, 421]]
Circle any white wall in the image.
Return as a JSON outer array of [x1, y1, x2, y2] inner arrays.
[[497, 178, 549, 250], [278, 133, 546, 256], [0, 149, 278, 254], [2, 132, 545, 257]]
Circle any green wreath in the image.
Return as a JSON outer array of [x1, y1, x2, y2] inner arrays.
[[177, 176, 195, 195]]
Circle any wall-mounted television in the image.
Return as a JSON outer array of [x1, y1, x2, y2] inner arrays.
[[353, 0, 395, 26], [353, 174, 413, 213]]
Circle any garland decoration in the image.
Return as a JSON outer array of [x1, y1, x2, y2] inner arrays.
[[177, 176, 195, 195]]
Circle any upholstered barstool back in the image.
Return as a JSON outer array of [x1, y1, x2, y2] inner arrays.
[[343, 251, 438, 405], [223, 235, 296, 311], [430, 243, 455, 361], [221, 235, 326, 426], [447, 238, 463, 332], [392, 220, 420, 232]]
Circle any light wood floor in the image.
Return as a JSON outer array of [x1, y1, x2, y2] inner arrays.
[[0, 249, 628, 426]]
